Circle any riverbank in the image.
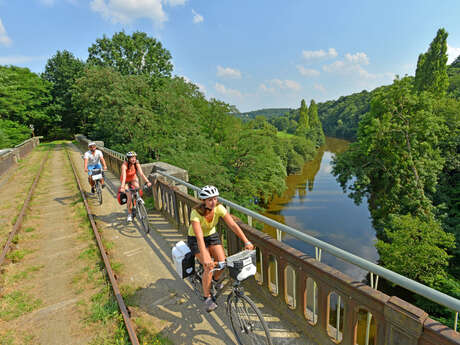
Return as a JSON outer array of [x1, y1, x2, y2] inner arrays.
[[262, 137, 379, 281]]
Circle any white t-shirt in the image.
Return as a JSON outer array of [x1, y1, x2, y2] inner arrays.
[[84, 149, 103, 166]]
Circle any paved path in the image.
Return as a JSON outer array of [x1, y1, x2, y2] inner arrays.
[[68, 144, 316, 345]]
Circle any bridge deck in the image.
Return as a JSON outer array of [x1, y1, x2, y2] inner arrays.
[[68, 143, 317, 345]]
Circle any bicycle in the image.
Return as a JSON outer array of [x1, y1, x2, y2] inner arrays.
[[89, 168, 104, 205], [188, 249, 273, 345], [127, 184, 150, 234]]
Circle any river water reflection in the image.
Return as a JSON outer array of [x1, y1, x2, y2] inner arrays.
[[263, 137, 378, 281]]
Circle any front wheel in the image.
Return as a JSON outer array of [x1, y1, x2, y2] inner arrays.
[[96, 181, 102, 205], [136, 201, 150, 233], [227, 293, 272, 345]]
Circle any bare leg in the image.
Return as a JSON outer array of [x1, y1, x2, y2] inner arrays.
[[126, 184, 132, 214], [195, 251, 213, 298], [208, 245, 226, 281]]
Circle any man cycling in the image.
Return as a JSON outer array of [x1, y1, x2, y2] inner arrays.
[[83, 142, 107, 193], [120, 151, 152, 222]]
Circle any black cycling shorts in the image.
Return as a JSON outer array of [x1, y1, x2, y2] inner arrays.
[[187, 232, 222, 255]]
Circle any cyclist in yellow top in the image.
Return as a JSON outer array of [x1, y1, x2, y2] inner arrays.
[[188, 185, 254, 312]]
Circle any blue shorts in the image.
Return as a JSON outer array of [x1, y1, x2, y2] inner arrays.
[[88, 163, 102, 176]]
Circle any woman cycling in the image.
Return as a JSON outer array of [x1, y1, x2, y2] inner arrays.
[[188, 185, 254, 312], [119, 151, 152, 222]]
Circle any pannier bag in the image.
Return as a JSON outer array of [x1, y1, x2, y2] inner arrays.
[[172, 241, 195, 278], [117, 187, 128, 205], [227, 249, 257, 281]]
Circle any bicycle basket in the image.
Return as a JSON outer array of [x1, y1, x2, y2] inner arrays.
[[226, 250, 256, 281], [91, 169, 103, 180]]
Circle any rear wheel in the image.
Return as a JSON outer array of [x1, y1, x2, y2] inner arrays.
[[227, 293, 272, 345], [136, 201, 150, 233]]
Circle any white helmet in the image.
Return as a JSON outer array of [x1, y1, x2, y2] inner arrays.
[[88, 142, 96, 147], [199, 185, 219, 200]]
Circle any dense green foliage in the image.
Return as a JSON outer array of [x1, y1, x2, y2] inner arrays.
[[0, 65, 55, 138], [376, 214, 454, 286], [42, 50, 85, 138], [0, 119, 31, 148], [237, 108, 292, 121], [87, 31, 173, 85], [71, 67, 292, 207], [332, 29, 460, 325], [415, 28, 449, 96], [317, 89, 380, 140], [267, 100, 325, 148]]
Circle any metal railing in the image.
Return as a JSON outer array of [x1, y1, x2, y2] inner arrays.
[[156, 170, 460, 317]]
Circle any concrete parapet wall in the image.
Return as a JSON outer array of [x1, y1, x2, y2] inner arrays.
[[152, 175, 460, 345], [0, 137, 40, 177]]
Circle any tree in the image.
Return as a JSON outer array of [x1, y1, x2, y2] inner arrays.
[[376, 214, 454, 286], [0, 65, 55, 136], [87, 31, 173, 84], [307, 99, 325, 145], [42, 50, 85, 134], [0, 119, 31, 148], [332, 77, 445, 223], [414, 28, 449, 96], [295, 99, 309, 136]]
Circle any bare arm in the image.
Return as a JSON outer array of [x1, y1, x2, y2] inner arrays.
[[84, 158, 88, 172], [120, 164, 127, 191], [100, 156, 107, 170], [222, 213, 254, 250], [136, 162, 151, 185]]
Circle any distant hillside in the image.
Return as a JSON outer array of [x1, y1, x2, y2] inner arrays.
[[237, 108, 292, 120], [239, 55, 460, 141]]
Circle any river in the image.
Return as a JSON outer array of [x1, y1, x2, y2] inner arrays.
[[263, 137, 378, 281]]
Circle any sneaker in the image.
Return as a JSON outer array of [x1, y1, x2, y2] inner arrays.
[[204, 296, 218, 312], [212, 278, 224, 291], [127, 214, 133, 222], [91, 186, 95, 193]]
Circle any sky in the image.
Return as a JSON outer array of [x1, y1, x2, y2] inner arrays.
[[1, 0, 460, 112]]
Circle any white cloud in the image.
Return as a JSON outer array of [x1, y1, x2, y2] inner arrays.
[[314, 84, 326, 93], [296, 65, 320, 77], [259, 83, 275, 93], [216, 65, 241, 79], [164, 0, 187, 5], [322, 51, 394, 86], [181, 75, 206, 94], [0, 18, 12, 46], [261, 79, 301, 92], [192, 9, 203, 24], [302, 48, 337, 60], [447, 44, 460, 64], [0, 55, 43, 64], [345, 52, 369, 65], [90, 0, 184, 25], [215, 83, 242, 98], [323, 51, 381, 79], [195, 82, 206, 94]]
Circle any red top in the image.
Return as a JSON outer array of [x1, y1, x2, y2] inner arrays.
[[121, 161, 137, 183]]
